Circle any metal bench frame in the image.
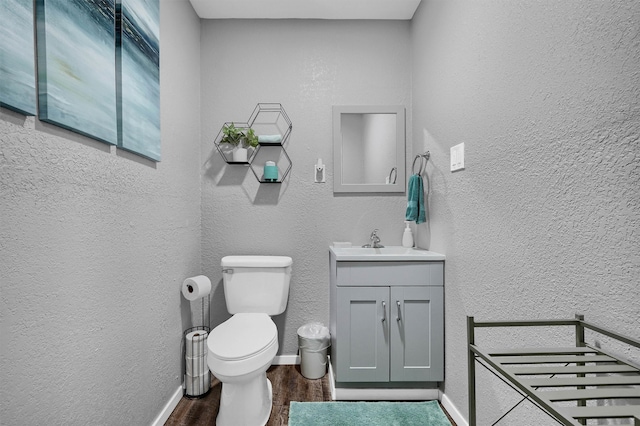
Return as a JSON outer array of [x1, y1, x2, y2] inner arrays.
[[467, 314, 640, 426]]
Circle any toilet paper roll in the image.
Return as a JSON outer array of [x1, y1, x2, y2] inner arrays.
[[182, 275, 211, 301], [185, 370, 210, 396], [185, 330, 208, 357], [186, 355, 208, 376]]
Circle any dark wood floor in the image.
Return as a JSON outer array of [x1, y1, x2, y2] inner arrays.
[[165, 365, 456, 425]]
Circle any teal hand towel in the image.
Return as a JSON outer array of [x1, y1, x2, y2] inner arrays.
[[405, 174, 426, 224]]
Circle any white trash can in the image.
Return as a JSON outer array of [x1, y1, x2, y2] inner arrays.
[[297, 322, 331, 379]]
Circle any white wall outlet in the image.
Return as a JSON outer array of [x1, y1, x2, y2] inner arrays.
[[450, 143, 465, 172]]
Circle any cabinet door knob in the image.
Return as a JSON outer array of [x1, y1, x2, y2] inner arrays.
[[396, 301, 402, 322], [381, 301, 387, 322]]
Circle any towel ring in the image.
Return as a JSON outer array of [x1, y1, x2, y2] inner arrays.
[[412, 155, 424, 175], [412, 151, 430, 175]]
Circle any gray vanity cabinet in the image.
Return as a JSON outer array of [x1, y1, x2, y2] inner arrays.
[[330, 257, 444, 385]]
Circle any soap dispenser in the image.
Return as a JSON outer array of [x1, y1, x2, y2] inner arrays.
[[402, 221, 414, 248]]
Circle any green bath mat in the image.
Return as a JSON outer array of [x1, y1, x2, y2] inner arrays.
[[288, 401, 452, 426]]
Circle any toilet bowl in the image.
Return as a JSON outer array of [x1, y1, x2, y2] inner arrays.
[[208, 313, 279, 426], [207, 255, 292, 426]]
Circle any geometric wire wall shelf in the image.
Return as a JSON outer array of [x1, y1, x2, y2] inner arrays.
[[214, 103, 292, 183]]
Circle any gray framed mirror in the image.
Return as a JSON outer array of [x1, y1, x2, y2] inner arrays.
[[333, 105, 405, 193]]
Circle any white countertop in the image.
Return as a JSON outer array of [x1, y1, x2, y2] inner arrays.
[[330, 246, 445, 261]]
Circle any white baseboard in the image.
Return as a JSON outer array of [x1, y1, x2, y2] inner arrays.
[[151, 385, 183, 426], [333, 386, 440, 401], [440, 391, 468, 426], [273, 354, 300, 365]]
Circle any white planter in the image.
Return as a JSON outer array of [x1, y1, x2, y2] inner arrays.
[[232, 147, 248, 162]]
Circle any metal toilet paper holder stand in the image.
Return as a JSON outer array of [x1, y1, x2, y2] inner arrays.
[[182, 295, 211, 398]]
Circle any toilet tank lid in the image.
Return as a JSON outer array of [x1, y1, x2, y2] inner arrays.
[[221, 255, 292, 268]]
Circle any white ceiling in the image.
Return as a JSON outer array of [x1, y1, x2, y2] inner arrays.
[[189, 0, 422, 20]]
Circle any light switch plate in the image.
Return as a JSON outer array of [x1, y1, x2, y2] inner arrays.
[[450, 143, 465, 172]]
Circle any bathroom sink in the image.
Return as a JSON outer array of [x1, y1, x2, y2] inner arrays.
[[330, 246, 445, 261]]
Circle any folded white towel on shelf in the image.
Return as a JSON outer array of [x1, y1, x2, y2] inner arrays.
[[258, 134, 282, 143]]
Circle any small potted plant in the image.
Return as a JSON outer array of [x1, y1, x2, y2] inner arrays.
[[221, 124, 259, 162], [220, 123, 245, 162]]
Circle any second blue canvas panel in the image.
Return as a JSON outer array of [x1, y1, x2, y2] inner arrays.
[[36, 0, 117, 145], [117, 0, 160, 161]]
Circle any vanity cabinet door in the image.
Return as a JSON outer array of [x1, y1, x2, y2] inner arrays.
[[336, 286, 389, 382], [390, 286, 444, 382]]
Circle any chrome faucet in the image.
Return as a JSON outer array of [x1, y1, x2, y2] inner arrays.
[[362, 229, 384, 248]]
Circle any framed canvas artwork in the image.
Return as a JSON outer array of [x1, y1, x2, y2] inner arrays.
[[0, 0, 37, 115]]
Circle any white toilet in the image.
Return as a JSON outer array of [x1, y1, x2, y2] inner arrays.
[[207, 255, 292, 426]]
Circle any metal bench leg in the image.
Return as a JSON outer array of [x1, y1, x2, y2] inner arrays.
[[468, 316, 476, 426]]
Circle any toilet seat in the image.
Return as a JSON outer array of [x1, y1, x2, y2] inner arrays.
[[208, 313, 277, 361]]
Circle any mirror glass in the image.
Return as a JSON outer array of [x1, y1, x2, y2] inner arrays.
[[333, 105, 405, 193]]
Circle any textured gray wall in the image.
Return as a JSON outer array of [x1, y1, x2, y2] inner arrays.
[[412, 0, 640, 423], [200, 19, 413, 355], [0, 1, 201, 424], [3, 2, 639, 424]]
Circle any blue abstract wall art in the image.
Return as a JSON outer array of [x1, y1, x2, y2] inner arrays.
[[0, 0, 37, 115], [117, 0, 160, 161], [36, 0, 117, 145]]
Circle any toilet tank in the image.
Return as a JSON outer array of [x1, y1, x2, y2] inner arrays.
[[221, 256, 292, 315]]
